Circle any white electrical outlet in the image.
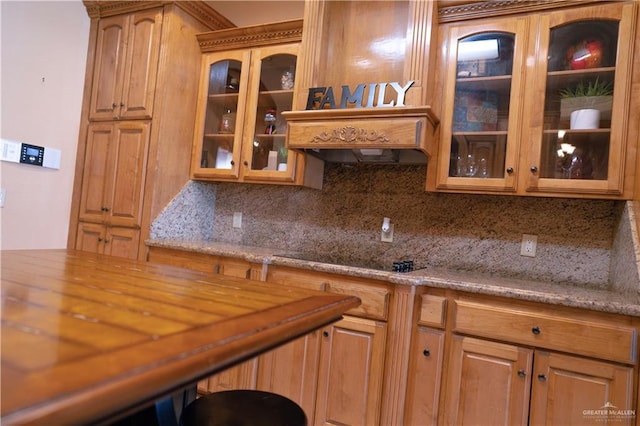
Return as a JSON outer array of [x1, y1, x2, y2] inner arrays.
[[232, 212, 242, 228], [0, 188, 5, 208], [520, 234, 537, 257], [381, 224, 394, 243]]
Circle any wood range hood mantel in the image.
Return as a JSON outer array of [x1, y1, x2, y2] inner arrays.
[[283, 107, 440, 160], [283, 0, 441, 163]]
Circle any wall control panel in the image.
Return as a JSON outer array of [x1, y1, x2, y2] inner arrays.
[[21, 143, 44, 166], [1, 138, 61, 169]]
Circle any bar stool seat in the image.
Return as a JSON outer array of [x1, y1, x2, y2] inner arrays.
[[180, 390, 307, 426]]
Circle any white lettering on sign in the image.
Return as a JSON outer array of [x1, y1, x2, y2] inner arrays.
[[306, 81, 415, 110]]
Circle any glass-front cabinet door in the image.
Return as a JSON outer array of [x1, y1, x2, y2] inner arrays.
[[241, 44, 298, 183], [192, 50, 250, 180], [435, 18, 528, 193], [527, 2, 635, 196], [191, 44, 299, 183]]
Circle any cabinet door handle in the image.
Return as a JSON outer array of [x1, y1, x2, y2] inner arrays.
[[230, 160, 235, 166], [98, 238, 103, 242], [112, 103, 117, 108], [537, 373, 547, 381], [322, 331, 329, 338], [423, 349, 431, 357], [530, 166, 538, 173], [243, 161, 249, 166], [120, 102, 125, 107], [104, 239, 109, 244], [517, 370, 527, 377], [531, 326, 541, 335], [506, 167, 514, 174]]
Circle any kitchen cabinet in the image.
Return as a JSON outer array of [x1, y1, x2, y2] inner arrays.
[[314, 316, 387, 426], [263, 266, 391, 426], [429, 1, 639, 199], [88, 7, 162, 121], [76, 222, 139, 260], [69, 2, 233, 260], [78, 121, 149, 228], [404, 294, 447, 426], [441, 297, 637, 426], [191, 20, 323, 188]]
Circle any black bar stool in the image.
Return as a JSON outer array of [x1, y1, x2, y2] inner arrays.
[[180, 390, 307, 426]]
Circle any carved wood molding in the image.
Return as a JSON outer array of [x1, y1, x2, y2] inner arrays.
[[438, 0, 608, 22], [197, 19, 304, 53], [83, 1, 234, 31], [312, 127, 392, 145]]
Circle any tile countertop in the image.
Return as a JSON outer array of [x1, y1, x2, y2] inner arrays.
[[146, 240, 640, 318]]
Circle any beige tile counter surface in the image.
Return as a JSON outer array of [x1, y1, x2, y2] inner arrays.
[[147, 240, 640, 317]]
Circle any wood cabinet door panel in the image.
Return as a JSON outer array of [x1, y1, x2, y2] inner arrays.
[[105, 227, 140, 260], [529, 350, 635, 426], [108, 121, 150, 227], [200, 359, 258, 393], [443, 335, 532, 426], [90, 14, 128, 120], [79, 124, 113, 223], [314, 316, 387, 426], [75, 223, 106, 255], [257, 332, 322, 423], [404, 327, 445, 426], [120, 8, 162, 120]]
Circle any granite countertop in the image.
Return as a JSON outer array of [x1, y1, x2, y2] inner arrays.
[[147, 240, 640, 317]]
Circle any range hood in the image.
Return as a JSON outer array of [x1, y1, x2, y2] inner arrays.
[[282, 106, 439, 164]]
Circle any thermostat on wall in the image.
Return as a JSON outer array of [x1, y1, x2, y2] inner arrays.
[[1, 138, 61, 169]]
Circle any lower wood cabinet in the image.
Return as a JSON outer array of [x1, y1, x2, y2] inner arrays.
[[404, 327, 445, 426], [76, 222, 139, 259], [314, 316, 387, 426], [144, 248, 639, 426]]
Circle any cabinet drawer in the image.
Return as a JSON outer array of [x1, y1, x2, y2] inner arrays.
[[325, 281, 390, 321], [418, 294, 447, 328], [453, 299, 637, 364]]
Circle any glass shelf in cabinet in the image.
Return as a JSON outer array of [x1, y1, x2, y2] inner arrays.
[[203, 133, 236, 139], [455, 75, 512, 91], [546, 67, 615, 91]]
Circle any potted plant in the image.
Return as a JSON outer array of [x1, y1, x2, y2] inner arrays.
[[559, 78, 613, 129], [277, 145, 288, 171]]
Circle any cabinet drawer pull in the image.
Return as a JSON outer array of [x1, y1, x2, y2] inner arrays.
[[322, 331, 329, 338], [537, 373, 547, 381], [531, 326, 541, 335], [423, 349, 431, 357], [530, 166, 538, 173], [506, 167, 514, 174], [517, 370, 526, 377]]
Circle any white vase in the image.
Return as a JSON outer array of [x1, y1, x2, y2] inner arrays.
[[570, 109, 600, 130]]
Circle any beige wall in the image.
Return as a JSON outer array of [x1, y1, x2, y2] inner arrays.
[[1, 1, 89, 250]]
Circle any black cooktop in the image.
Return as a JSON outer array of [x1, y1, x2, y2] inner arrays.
[[273, 254, 417, 273]]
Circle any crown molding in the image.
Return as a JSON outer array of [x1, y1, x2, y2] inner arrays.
[[438, 0, 608, 22], [197, 19, 304, 53], [83, 1, 234, 30]]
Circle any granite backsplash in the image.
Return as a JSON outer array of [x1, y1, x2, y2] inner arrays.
[[150, 163, 640, 291]]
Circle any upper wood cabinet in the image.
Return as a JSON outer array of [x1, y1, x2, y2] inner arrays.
[[429, 1, 639, 199], [89, 8, 162, 121], [191, 21, 323, 188]]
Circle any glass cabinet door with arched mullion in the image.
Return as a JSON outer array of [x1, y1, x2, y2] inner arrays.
[[192, 50, 250, 179], [529, 2, 634, 195], [437, 18, 527, 193], [242, 45, 299, 182]]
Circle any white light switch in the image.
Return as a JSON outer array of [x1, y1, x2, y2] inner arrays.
[[233, 212, 242, 228], [0, 188, 5, 208]]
